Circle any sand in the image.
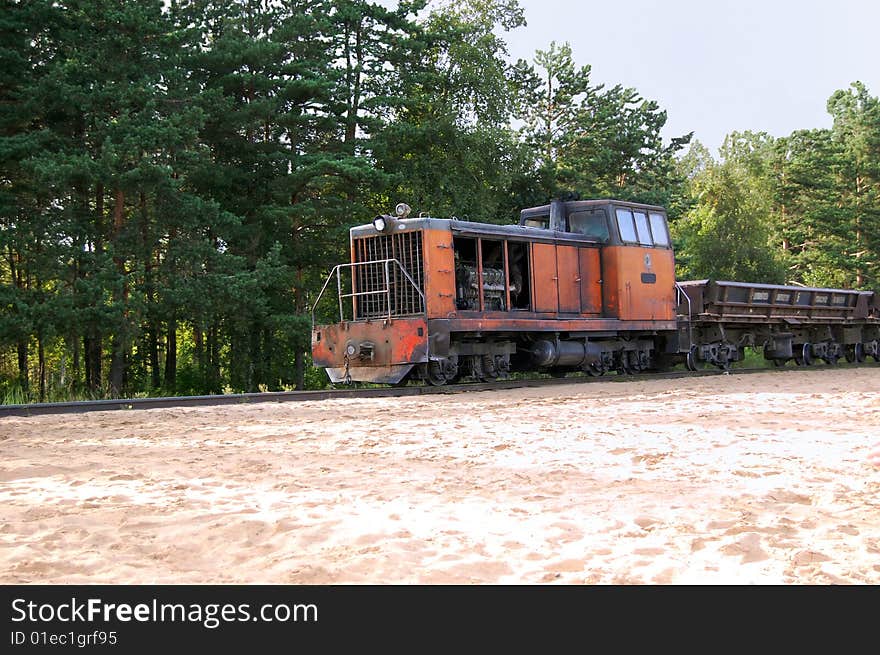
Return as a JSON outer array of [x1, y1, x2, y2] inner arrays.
[[1, 367, 879, 584]]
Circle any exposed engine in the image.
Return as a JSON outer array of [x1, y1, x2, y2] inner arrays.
[[455, 264, 520, 311]]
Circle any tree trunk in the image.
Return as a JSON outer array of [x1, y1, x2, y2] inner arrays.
[[85, 330, 102, 393], [83, 335, 92, 390], [109, 336, 125, 397], [109, 188, 128, 397], [248, 329, 260, 392], [295, 350, 304, 390], [38, 334, 46, 402], [149, 324, 161, 389], [194, 326, 204, 387], [17, 339, 28, 393], [262, 326, 273, 390], [71, 333, 80, 390], [209, 321, 220, 392], [164, 317, 177, 389]]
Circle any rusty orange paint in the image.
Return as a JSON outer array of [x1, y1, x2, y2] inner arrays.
[[578, 247, 602, 315], [311, 317, 429, 369], [422, 228, 456, 318], [430, 317, 677, 332], [601, 246, 675, 320], [556, 245, 580, 313], [532, 243, 558, 312]]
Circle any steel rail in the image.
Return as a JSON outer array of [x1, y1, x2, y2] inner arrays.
[[2, 363, 876, 418]]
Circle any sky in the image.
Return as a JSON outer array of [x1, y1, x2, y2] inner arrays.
[[502, 0, 880, 155]]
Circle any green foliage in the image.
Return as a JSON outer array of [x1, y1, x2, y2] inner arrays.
[[515, 41, 692, 208], [674, 132, 785, 283]]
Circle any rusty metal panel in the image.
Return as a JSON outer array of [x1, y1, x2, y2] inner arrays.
[[676, 280, 707, 315], [311, 317, 429, 369], [601, 247, 620, 318], [323, 364, 414, 384], [432, 317, 678, 333], [578, 247, 602, 315], [556, 245, 580, 313], [422, 228, 456, 318], [602, 246, 675, 321], [532, 242, 558, 313], [698, 280, 870, 322]]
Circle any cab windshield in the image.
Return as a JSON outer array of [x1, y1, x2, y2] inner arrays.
[[568, 210, 609, 242]]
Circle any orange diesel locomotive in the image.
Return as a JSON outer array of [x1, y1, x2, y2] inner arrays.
[[311, 199, 880, 385]]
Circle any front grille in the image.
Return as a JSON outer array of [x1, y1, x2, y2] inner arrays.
[[353, 231, 425, 319]]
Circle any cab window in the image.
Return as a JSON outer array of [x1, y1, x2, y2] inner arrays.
[[523, 217, 549, 229], [649, 212, 670, 246], [633, 211, 653, 246], [568, 210, 609, 242], [615, 208, 637, 243]]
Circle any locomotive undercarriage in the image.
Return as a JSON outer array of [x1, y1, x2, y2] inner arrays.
[[413, 331, 670, 385]]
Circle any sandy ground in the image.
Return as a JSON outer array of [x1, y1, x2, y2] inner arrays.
[[1, 367, 879, 585]]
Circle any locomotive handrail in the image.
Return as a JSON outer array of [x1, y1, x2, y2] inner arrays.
[[675, 281, 694, 348], [311, 258, 426, 326]]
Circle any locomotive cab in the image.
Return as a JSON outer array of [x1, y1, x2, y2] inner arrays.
[[519, 199, 676, 321]]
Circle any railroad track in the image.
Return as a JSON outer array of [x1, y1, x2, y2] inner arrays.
[[1, 364, 876, 417]]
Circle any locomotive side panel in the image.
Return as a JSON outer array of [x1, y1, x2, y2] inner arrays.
[[602, 246, 676, 321], [578, 247, 602, 315], [530, 243, 601, 316], [556, 246, 581, 313], [531, 243, 559, 313], [422, 227, 456, 318], [602, 246, 675, 321]]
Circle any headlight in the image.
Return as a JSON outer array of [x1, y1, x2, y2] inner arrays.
[[372, 216, 386, 232]]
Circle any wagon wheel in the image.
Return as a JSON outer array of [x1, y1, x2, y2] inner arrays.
[[686, 345, 703, 372], [854, 342, 866, 363], [794, 343, 813, 366]]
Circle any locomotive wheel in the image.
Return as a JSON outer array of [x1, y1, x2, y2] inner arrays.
[[585, 362, 604, 377], [423, 361, 447, 386], [686, 346, 703, 372], [479, 355, 499, 382]]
